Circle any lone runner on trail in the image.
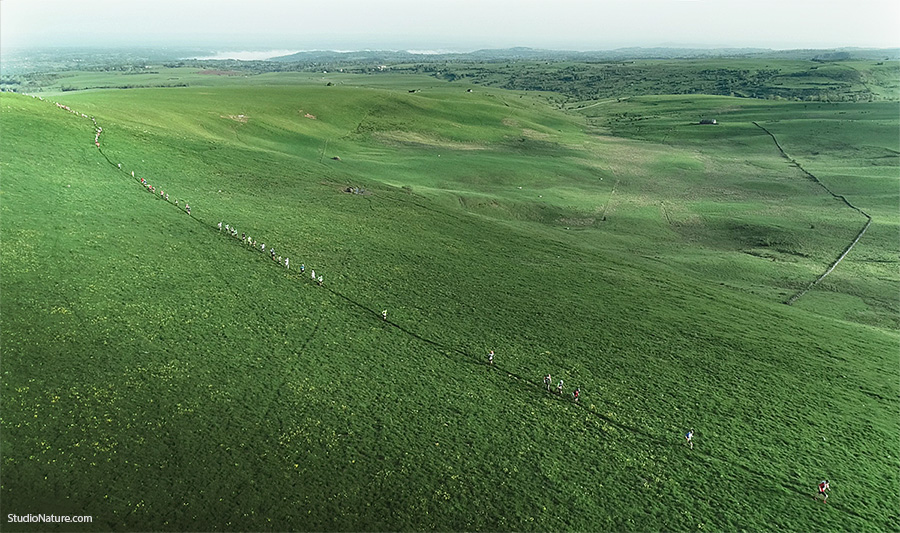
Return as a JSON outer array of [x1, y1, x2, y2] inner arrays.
[[544, 374, 552, 391], [556, 380, 564, 395], [382, 310, 387, 321], [817, 480, 830, 503], [488, 350, 494, 365], [685, 429, 694, 450], [572, 387, 580, 402]]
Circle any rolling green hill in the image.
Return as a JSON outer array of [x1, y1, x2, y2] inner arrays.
[[1, 71, 897, 531]]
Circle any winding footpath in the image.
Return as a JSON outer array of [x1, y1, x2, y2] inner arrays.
[[752, 122, 873, 305]]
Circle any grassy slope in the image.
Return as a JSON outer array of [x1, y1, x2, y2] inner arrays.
[[580, 94, 899, 328], [1, 80, 898, 532]]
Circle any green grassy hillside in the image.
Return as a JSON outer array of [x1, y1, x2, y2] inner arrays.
[[580, 94, 899, 327], [1, 76, 897, 531]]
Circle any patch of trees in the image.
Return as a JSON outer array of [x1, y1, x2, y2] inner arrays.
[[419, 61, 891, 103], [59, 83, 188, 91], [0, 72, 64, 93]]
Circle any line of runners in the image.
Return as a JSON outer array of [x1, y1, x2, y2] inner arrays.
[[42, 93, 325, 286], [216, 222, 323, 286], [488, 350, 582, 401]]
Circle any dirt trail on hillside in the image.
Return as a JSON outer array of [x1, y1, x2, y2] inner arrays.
[[753, 122, 872, 305]]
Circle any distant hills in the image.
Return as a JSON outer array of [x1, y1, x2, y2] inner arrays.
[[268, 46, 900, 63], [2, 45, 896, 77]]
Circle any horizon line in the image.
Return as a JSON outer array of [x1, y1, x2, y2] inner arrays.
[[3, 44, 899, 53]]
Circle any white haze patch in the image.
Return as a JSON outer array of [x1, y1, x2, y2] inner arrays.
[[405, 49, 460, 55], [192, 49, 301, 61]]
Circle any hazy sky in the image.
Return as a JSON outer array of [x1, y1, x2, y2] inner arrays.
[[2, 0, 898, 52]]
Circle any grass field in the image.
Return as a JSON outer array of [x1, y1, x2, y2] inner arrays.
[[579, 94, 899, 327], [1, 64, 898, 531]]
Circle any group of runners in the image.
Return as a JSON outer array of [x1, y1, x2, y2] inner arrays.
[[39, 90, 836, 507], [541, 372, 580, 402], [46, 95, 194, 216], [215, 222, 323, 286], [486, 349, 834, 502], [485, 351, 582, 402], [135, 173, 190, 214], [53, 100, 103, 148]]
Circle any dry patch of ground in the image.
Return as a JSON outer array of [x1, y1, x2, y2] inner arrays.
[[198, 70, 242, 76], [503, 119, 553, 140], [373, 131, 486, 151], [522, 128, 552, 141], [221, 114, 248, 123], [557, 217, 596, 227], [659, 202, 702, 227]]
